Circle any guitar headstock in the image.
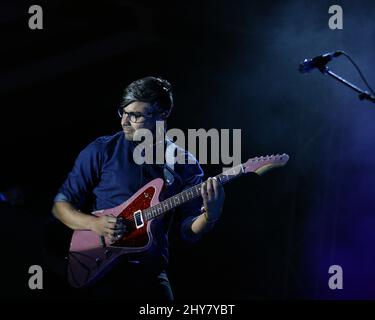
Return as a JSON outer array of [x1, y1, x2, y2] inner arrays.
[[243, 153, 289, 175]]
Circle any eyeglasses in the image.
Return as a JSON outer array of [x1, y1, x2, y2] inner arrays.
[[117, 108, 156, 123]]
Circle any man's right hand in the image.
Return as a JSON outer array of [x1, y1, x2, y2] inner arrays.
[[90, 215, 126, 243], [52, 202, 127, 243]]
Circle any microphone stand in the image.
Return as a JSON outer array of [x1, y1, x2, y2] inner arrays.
[[318, 65, 375, 104]]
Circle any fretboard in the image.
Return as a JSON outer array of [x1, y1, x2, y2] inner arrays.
[[142, 164, 244, 221]]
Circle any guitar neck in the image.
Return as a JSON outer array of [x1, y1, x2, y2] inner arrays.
[[142, 164, 244, 222]]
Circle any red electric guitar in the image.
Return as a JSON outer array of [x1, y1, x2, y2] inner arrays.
[[68, 154, 289, 287]]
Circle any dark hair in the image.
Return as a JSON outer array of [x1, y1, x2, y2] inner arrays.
[[121, 76, 174, 117]]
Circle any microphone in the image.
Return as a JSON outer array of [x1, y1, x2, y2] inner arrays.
[[299, 51, 343, 73]]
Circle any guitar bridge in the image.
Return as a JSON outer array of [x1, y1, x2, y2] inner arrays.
[[134, 210, 144, 229]]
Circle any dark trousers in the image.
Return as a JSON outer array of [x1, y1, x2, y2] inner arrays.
[[78, 258, 174, 301]]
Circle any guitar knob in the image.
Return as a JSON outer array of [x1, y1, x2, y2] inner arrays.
[[105, 249, 112, 258]]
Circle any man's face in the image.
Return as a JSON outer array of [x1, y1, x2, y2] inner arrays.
[[120, 101, 157, 141]]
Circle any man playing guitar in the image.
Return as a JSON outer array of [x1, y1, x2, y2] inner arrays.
[[52, 76, 225, 300]]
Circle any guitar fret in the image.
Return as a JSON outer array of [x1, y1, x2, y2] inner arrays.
[[173, 196, 179, 206], [193, 187, 198, 196]]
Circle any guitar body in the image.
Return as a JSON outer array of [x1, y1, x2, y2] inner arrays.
[[68, 178, 164, 288]]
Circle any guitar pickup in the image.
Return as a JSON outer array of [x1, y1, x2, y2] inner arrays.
[[134, 210, 144, 229]]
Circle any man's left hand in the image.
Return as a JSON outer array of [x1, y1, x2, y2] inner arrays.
[[201, 177, 225, 222]]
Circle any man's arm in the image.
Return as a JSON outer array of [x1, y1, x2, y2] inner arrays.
[[190, 212, 217, 235], [52, 201, 124, 243], [181, 176, 224, 242], [51, 139, 125, 242]]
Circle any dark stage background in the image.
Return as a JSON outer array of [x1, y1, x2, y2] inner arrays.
[[1, 0, 375, 300]]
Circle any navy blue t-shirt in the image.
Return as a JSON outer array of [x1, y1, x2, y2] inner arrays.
[[55, 131, 204, 269]]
